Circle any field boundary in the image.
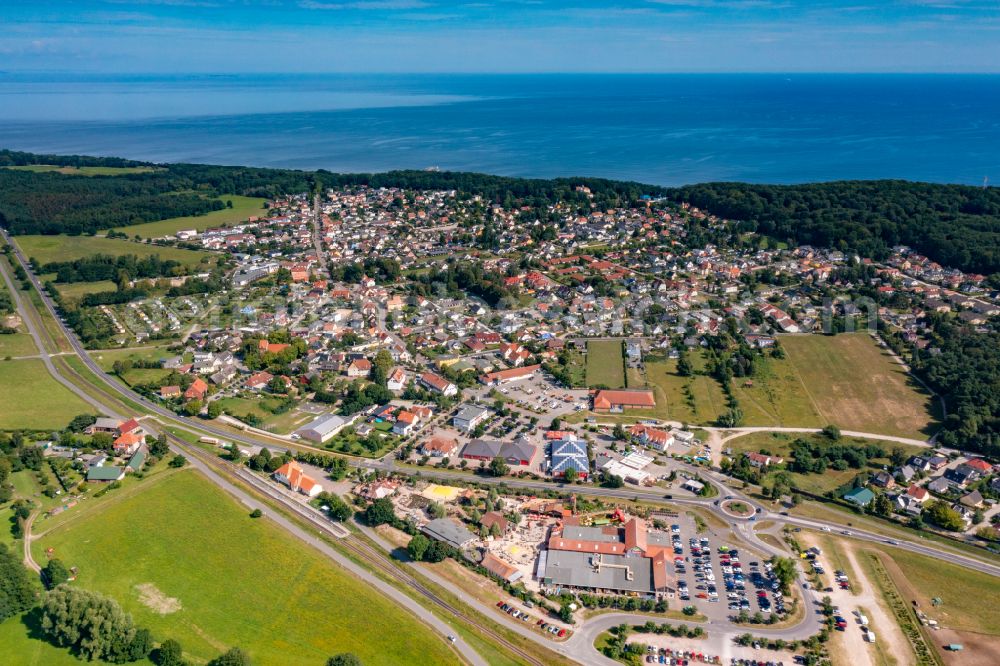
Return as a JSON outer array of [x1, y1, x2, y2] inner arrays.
[[860, 550, 942, 666]]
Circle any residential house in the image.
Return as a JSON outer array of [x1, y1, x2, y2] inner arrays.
[[347, 358, 372, 378], [746, 452, 784, 469], [273, 461, 324, 497], [960, 490, 984, 509], [480, 511, 511, 535], [419, 436, 460, 458], [419, 371, 458, 397], [184, 378, 208, 401], [387, 367, 408, 391], [842, 487, 875, 507], [392, 410, 419, 436], [871, 471, 896, 489]]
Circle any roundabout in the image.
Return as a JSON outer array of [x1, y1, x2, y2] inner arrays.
[[720, 498, 757, 520]]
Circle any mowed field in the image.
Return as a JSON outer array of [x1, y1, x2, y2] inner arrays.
[[0, 331, 37, 358], [112, 195, 267, 238], [0, 359, 97, 429], [781, 333, 937, 438], [32, 470, 455, 666], [586, 340, 626, 388], [15, 235, 214, 269]]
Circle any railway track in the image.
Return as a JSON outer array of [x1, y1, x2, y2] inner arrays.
[[337, 535, 547, 666]]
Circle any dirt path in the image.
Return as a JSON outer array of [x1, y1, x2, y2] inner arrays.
[[22, 511, 41, 573], [841, 542, 913, 666]]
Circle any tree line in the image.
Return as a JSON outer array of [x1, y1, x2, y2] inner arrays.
[[665, 180, 1000, 275], [36, 254, 184, 284]]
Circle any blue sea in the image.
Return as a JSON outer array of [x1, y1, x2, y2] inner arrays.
[[1, 73, 998, 185]]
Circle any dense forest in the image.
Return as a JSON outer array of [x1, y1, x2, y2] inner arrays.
[[667, 181, 1000, 274], [914, 323, 1000, 457]]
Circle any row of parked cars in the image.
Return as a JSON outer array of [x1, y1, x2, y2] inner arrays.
[[645, 645, 722, 664], [496, 600, 567, 638]]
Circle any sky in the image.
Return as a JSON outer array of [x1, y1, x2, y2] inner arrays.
[[2, 0, 999, 74]]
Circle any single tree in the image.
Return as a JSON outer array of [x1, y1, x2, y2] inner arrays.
[[153, 638, 185, 666], [208, 647, 251, 666], [489, 456, 509, 477], [41, 558, 70, 589], [407, 534, 430, 562]]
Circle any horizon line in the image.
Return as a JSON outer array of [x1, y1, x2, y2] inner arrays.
[[3, 70, 1000, 77]]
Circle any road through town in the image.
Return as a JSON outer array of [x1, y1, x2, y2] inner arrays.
[[4, 228, 1000, 665]]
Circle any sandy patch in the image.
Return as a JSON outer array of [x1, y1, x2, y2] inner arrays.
[[134, 582, 182, 615]]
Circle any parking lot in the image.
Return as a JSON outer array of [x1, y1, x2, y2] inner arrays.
[[665, 514, 786, 623]]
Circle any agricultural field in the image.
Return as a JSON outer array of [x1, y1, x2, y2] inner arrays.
[[112, 195, 267, 238], [0, 359, 97, 429], [31, 470, 456, 666], [781, 333, 938, 439], [586, 340, 626, 388], [15, 235, 215, 269], [725, 431, 924, 495], [3, 164, 160, 176]]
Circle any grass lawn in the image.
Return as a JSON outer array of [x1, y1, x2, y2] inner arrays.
[[214, 396, 281, 421], [587, 340, 626, 388], [562, 348, 587, 387], [0, 359, 97, 429], [260, 409, 314, 435], [92, 346, 175, 372], [32, 470, 455, 665], [112, 195, 267, 238], [121, 367, 173, 387], [3, 165, 160, 176], [15, 235, 214, 270], [725, 431, 923, 495], [781, 334, 938, 439], [54, 280, 119, 304], [0, 332, 37, 357]]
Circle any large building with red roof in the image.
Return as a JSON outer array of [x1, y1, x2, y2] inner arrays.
[[592, 389, 656, 412], [538, 517, 675, 597]]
